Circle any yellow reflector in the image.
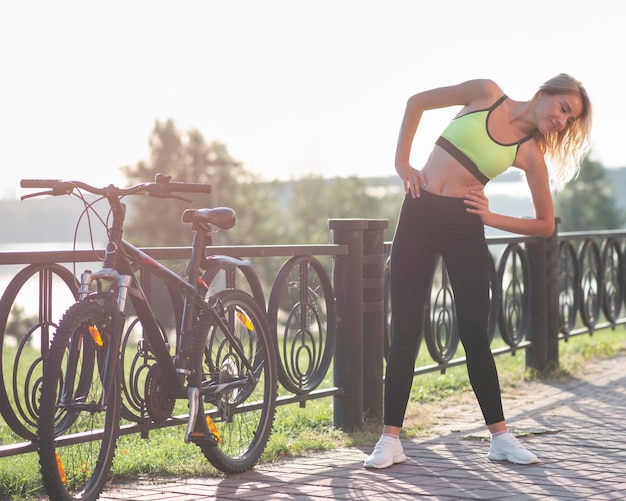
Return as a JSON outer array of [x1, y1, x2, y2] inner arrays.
[[88, 325, 103, 346], [206, 415, 221, 443], [236, 311, 254, 331], [55, 452, 67, 484]]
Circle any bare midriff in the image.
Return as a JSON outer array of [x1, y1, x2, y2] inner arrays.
[[419, 145, 487, 198]]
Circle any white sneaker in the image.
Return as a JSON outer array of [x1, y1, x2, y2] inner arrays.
[[363, 435, 407, 469], [488, 432, 539, 464]]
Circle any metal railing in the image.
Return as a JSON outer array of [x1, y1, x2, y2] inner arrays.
[[1, 219, 625, 457]]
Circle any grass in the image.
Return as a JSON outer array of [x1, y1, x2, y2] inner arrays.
[[2, 327, 625, 500]]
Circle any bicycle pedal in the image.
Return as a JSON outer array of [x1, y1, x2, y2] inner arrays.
[[187, 430, 220, 446]]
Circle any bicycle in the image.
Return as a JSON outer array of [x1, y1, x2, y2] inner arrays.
[[20, 174, 277, 501]]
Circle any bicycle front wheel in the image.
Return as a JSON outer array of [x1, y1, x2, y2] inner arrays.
[[198, 289, 277, 474], [38, 299, 121, 501]]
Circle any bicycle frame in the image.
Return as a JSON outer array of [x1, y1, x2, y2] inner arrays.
[[80, 192, 258, 407]]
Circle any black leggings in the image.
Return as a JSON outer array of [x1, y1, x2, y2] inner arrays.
[[384, 190, 504, 427]]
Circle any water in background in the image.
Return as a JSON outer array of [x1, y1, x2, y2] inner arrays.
[[0, 243, 102, 348]]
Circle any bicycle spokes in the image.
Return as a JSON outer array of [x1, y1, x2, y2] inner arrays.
[[195, 289, 277, 474]]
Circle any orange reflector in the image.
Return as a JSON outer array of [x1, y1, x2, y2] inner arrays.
[[55, 452, 67, 484], [236, 311, 254, 331], [207, 416, 221, 443], [88, 325, 103, 346]]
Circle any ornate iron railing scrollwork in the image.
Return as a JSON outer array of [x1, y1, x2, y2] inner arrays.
[[557, 240, 580, 338], [267, 256, 336, 395], [119, 316, 172, 423], [424, 255, 459, 364], [578, 238, 602, 329], [486, 252, 500, 343], [383, 251, 499, 366], [0, 264, 78, 440], [496, 243, 532, 348], [600, 237, 623, 324]]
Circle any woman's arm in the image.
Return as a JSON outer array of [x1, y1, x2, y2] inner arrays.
[[464, 146, 556, 237], [395, 79, 500, 198]]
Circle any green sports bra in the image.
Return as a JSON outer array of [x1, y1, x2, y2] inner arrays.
[[435, 95, 532, 185]]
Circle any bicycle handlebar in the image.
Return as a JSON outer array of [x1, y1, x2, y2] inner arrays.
[[20, 179, 62, 189], [19, 174, 212, 200]]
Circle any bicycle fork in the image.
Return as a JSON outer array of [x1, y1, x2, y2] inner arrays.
[[79, 269, 133, 407]]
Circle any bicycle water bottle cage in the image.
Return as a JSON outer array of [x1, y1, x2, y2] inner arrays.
[[182, 208, 236, 230]]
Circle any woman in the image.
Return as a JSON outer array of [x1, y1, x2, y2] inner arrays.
[[364, 74, 592, 469]]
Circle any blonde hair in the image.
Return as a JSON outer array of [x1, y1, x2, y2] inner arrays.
[[532, 73, 592, 190]]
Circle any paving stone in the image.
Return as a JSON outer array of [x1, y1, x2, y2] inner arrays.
[[94, 355, 626, 501]]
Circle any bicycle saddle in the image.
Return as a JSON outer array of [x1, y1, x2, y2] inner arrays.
[[182, 207, 236, 229]]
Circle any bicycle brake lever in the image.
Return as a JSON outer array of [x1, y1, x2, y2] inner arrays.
[[148, 192, 193, 203], [21, 181, 75, 200], [20, 190, 55, 200], [170, 194, 193, 203]]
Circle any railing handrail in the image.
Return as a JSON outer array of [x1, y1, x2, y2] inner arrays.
[[0, 243, 349, 265]]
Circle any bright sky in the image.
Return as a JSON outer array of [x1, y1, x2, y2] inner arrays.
[[1, 0, 623, 199]]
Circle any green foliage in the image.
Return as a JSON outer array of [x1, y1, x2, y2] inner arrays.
[[558, 332, 623, 372], [120, 120, 403, 247], [120, 119, 285, 247], [112, 429, 220, 478], [264, 402, 349, 460], [555, 153, 625, 231], [4, 305, 38, 343], [0, 453, 41, 500], [279, 174, 399, 244]]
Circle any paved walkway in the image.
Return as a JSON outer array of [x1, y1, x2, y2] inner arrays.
[[98, 355, 626, 500]]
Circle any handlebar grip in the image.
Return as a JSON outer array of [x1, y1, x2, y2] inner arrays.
[[20, 179, 62, 189]]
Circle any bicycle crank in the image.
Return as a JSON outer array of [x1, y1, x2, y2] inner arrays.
[[145, 363, 175, 423]]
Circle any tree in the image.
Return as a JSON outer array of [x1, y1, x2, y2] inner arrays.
[[121, 119, 283, 247], [286, 174, 384, 244], [286, 175, 329, 244], [6, 304, 38, 344], [554, 153, 625, 232]]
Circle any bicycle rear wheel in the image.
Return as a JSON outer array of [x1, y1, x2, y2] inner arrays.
[[38, 299, 121, 501], [197, 289, 277, 474]]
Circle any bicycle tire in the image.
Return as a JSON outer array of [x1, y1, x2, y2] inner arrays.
[[197, 289, 277, 474], [38, 299, 121, 501], [0, 263, 78, 440], [202, 260, 267, 312]]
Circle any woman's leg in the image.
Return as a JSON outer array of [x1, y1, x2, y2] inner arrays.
[[364, 195, 436, 469], [442, 236, 538, 464], [384, 196, 437, 430], [441, 235, 505, 425]]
